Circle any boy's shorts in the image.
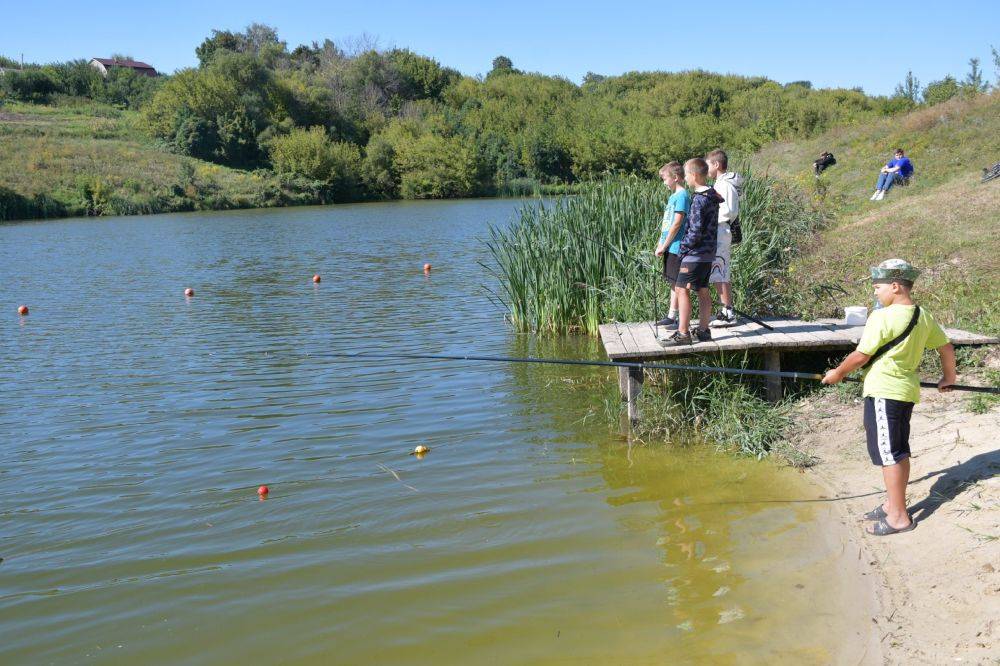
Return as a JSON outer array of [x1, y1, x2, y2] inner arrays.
[[662, 252, 681, 285], [710, 223, 732, 284], [863, 396, 914, 466], [676, 261, 712, 289]]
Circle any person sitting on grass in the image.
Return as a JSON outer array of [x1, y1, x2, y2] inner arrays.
[[821, 259, 956, 536], [653, 161, 691, 330], [870, 148, 914, 200], [660, 158, 724, 347]]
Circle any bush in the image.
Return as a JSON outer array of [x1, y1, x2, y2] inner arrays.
[[1, 69, 58, 103], [269, 126, 361, 200]]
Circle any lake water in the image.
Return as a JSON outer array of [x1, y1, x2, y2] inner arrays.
[[1, 200, 875, 664]]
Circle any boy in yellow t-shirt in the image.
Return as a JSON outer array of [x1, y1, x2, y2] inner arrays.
[[822, 259, 957, 536]]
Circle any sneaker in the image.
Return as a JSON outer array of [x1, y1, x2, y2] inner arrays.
[[659, 330, 692, 347], [695, 328, 712, 343], [709, 309, 737, 328], [875, 191, 885, 201], [870, 191, 879, 201], [655, 315, 677, 327]]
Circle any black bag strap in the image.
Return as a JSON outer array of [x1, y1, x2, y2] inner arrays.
[[862, 305, 920, 369]]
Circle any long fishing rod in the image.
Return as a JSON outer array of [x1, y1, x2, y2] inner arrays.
[[324, 351, 1000, 394], [561, 225, 775, 331]]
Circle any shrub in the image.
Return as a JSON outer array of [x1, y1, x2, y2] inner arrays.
[[1, 69, 58, 103], [269, 126, 361, 200]]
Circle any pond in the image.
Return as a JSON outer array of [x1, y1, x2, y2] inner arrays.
[[1, 200, 874, 664]]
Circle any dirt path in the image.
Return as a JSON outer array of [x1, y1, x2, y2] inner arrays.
[[790, 389, 999, 664]]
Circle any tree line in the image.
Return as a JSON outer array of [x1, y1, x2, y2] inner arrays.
[[3, 27, 998, 203]]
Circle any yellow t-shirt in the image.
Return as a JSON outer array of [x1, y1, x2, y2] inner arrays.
[[857, 304, 949, 404]]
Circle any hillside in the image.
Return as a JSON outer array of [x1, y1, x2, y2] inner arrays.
[[754, 92, 1000, 336], [0, 101, 326, 221]]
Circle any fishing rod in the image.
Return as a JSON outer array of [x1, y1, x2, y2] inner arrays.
[[560, 225, 775, 332], [324, 351, 1000, 394]]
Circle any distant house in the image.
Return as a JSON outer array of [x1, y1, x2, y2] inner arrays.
[[89, 58, 158, 77]]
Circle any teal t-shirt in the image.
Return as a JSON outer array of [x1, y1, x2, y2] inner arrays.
[[657, 189, 691, 254]]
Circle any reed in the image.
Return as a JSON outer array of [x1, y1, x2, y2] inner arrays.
[[487, 165, 819, 336]]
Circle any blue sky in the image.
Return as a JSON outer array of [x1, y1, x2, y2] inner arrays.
[[3, 1, 998, 95]]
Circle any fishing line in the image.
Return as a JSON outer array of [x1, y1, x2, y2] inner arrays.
[[323, 351, 1000, 394]]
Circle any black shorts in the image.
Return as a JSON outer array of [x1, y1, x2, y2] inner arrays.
[[675, 261, 712, 289], [863, 397, 914, 466], [662, 253, 681, 285]]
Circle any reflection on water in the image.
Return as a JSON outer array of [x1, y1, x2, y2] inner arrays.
[[1, 201, 873, 664]]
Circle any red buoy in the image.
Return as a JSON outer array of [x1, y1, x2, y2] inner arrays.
[[18, 305, 29, 316], [184, 288, 195, 297], [257, 485, 269, 498], [312, 274, 321, 283], [423, 263, 432, 273]]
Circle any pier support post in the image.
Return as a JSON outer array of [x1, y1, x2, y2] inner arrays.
[[764, 350, 782, 402], [618, 365, 644, 424]]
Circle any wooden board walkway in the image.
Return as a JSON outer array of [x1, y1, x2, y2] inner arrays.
[[598, 317, 1000, 422]]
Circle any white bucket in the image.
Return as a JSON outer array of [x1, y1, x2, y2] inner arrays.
[[843, 306, 868, 325]]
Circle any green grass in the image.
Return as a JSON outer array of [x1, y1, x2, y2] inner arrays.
[[755, 91, 1000, 336], [0, 99, 328, 222]]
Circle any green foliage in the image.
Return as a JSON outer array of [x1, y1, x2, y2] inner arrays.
[[923, 76, 960, 105], [1, 69, 58, 103], [268, 126, 361, 199]]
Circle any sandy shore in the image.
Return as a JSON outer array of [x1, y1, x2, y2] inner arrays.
[[789, 388, 999, 664]]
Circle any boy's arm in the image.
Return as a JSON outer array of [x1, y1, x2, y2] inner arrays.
[[937, 343, 957, 392], [822, 351, 871, 385], [680, 200, 702, 253], [661, 211, 685, 249]]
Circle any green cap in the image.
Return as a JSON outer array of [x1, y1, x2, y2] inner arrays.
[[870, 258, 920, 284]]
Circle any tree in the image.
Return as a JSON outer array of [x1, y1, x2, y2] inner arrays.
[[488, 55, 520, 79], [893, 70, 920, 103], [992, 45, 1000, 87], [923, 76, 960, 105], [269, 125, 361, 198], [0, 69, 57, 103], [962, 57, 987, 96]]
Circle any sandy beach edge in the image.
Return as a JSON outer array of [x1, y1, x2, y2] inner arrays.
[[787, 388, 999, 665]]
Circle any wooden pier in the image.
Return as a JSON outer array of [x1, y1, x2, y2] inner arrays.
[[598, 318, 1000, 422]]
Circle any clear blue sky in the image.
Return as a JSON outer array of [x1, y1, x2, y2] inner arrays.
[[3, 1, 998, 95]]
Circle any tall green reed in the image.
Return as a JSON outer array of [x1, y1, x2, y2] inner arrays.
[[487, 165, 818, 336]]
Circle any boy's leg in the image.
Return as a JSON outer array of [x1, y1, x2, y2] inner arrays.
[[883, 173, 898, 192], [669, 288, 678, 316], [875, 172, 888, 191], [697, 287, 712, 331], [717, 282, 732, 308], [881, 458, 911, 530], [677, 287, 692, 334]]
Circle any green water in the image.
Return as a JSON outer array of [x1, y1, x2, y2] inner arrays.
[[1, 200, 873, 664]]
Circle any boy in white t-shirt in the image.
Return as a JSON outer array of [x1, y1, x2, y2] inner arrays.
[[705, 149, 743, 328]]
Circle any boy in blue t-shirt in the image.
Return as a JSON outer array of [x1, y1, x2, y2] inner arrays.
[[871, 148, 914, 200], [653, 161, 691, 329]]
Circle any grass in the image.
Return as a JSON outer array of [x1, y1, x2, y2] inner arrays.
[[755, 91, 1000, 336], [0, 99, 328, 222]]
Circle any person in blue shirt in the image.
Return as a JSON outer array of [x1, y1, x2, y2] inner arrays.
[[653, 161, 691, 328], [870, 148, 914, 200]]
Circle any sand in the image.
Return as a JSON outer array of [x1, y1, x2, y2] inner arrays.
[[789, 388, 999, 664]]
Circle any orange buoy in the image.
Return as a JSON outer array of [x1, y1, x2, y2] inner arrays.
[[257, 485, 269, 498], [18, 305, 29, 316], [423, 263, 432, 273], [312, 274, 321, 283], [184, 288, 195, 297]]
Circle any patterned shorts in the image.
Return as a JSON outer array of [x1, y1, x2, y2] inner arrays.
[[863, 396, 914, 466], [710, 223, 732, 284]]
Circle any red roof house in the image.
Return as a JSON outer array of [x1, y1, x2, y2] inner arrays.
[[89, 58, 158, 77]]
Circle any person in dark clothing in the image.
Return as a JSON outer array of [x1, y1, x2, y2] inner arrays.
[[660, 158, 724, 347], [814, 151, 836, 176]]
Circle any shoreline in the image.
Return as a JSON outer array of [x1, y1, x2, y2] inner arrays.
[[789, 389, 999, 664]]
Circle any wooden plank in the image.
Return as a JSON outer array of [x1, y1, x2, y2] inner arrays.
[[599, 323, 628, 359], [616, 321, 642, 358], [944, 328, 1000, 345]]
